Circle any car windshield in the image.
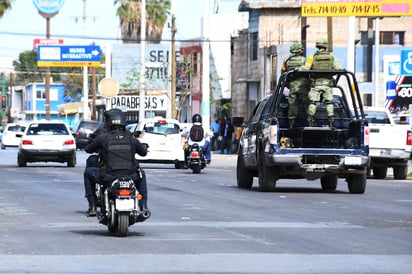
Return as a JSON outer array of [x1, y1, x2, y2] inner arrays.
[[144, 122, 179, 135], [365, 111, 391, 124], [27, 123, 69, 135]]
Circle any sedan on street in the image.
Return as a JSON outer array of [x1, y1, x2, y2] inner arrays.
[[17, 121, 76, 167]]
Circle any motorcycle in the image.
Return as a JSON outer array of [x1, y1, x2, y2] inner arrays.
[[95, 175, 150, 237], [187, 142, 207, 174]]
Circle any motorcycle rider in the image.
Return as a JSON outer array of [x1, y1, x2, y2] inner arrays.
[[83, 108, 149, 217], [182, 113, 212, 165]]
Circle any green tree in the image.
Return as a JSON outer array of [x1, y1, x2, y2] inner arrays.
[[114, 0, 170, 44], [0, 0, 12, 18]]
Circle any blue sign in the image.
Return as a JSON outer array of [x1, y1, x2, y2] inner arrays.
[[32, 0, 65, 15], [37, 45, 101, 67], [400, 49, 412, 76]]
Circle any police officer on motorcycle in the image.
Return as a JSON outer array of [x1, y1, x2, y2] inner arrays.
[[182, 114, 212, 165], [83, 108, 149, 216]]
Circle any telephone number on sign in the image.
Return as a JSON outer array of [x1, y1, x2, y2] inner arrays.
[[302, 4, 380, 16]]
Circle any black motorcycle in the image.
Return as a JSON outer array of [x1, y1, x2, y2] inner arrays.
[[95, 176, 150, 237], [187, 143, 207, 174]]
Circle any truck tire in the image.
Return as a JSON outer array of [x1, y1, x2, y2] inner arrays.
[[393, 165, 408, 180], [373, 167, 387, 179], [346, 173, 366, 194], [236, 148, 254, 189], [258, 151, 277, 192], [320, 174, 338, 191]]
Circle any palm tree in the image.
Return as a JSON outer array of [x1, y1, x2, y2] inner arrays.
[[0, 0, 12, 18], [114, 0, 170, 44]]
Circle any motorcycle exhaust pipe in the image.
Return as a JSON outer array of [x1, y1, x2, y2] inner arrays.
[[142, 210, 151, 219]]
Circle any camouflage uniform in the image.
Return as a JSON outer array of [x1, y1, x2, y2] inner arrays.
[[281, 42, 308, 128], [304, 38, 342, 126]]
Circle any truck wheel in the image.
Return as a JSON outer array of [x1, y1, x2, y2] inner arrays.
[[236, 148, 254, 189], [393, 165, 408, 180], [258, 152, 277, 192], [346, 173, 366, 194], [320, 174, 338, 191], [373, 167, 387, 179]]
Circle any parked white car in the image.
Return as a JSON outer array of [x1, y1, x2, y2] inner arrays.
[[133, 117, 185, 169], [1, 123, 27, 149], [17, 121, 76, 167]]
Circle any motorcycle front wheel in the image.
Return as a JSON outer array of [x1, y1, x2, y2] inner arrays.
[[117, 213, 129, 237]]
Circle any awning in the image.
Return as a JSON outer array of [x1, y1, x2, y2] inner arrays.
[[58, 102, 84, 115]]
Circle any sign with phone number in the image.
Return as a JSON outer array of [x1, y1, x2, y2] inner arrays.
[[302, 0, 412, 17]]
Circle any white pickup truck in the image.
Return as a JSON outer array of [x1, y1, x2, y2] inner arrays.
[[365, 107, 411, 179]]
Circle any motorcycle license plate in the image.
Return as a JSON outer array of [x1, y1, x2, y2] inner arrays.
[[116, 199, 134, 211]]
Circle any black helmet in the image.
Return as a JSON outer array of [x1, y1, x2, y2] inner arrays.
[[192, 113, 202, 125], [105, 108, 126, 129]]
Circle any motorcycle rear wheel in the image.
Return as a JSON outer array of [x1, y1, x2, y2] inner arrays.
[[108, 203, 117, 234], [117, 213, 129, 237], [192, 165, 201, 174]]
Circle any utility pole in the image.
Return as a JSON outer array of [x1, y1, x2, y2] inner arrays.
[[139, 0, 146, 123], [327, 17, 333, 52], [202, 0, 210, 131], [171, 1, 177, 119]]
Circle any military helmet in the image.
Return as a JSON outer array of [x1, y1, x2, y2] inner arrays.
[[290, 42, 303, 53], [105, 108, 126, 129], [315, 38, 328, 49]]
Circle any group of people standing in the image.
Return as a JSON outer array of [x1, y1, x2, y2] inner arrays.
[[210, 117, 242, 154], [281, 38, 342, 128]]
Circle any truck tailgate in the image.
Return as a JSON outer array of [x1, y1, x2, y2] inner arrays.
[[369, 124, 411, 152]]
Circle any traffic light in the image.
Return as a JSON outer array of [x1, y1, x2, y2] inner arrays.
[[1, 95, 6, 110]]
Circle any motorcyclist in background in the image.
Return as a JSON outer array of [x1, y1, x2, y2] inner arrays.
[[181, 113, 212, 165], [83, 109, 149, 217]]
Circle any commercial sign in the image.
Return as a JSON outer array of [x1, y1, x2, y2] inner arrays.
[[302, 0, 412, 17], [32, 0, 65, 15], [37, 45, 101, 67], [383, 55, 412, 114], [33, 38, 64, 49], [112, 44, 172, 91], [109, 95, 168, 111]]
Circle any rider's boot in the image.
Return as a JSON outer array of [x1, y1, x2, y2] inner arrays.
[[87, 199, 97, 217]]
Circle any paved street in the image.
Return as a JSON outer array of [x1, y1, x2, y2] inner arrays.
[[0, 148, 411, 273]]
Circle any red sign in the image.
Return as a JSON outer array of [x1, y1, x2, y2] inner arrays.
[[33, 38, 64, 49]]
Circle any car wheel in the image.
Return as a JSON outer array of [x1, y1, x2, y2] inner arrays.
[[17, 153, 27, 167], [320, 174, 338, 191], [67, 153, 76, 167], [174, 161, 184, 169], [236, 148, 254, 189], [393, 164, 408, 180], [1, 143, 5, 150], [373, 167, 387, 179], [346, 173, 366, 194], [257, 151, 277, 192]]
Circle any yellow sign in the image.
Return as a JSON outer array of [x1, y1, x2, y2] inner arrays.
[[37, 61, 101, 67], [302, 0, 412, 17]]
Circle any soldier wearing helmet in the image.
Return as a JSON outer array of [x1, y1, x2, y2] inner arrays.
[[303, 38, 343, 127], [83, 108, 150, 217], [281, 42, 309, 128]]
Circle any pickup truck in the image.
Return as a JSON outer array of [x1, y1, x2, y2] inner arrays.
[[364, 107, 411, 179], [237, 70, 369, 194]]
